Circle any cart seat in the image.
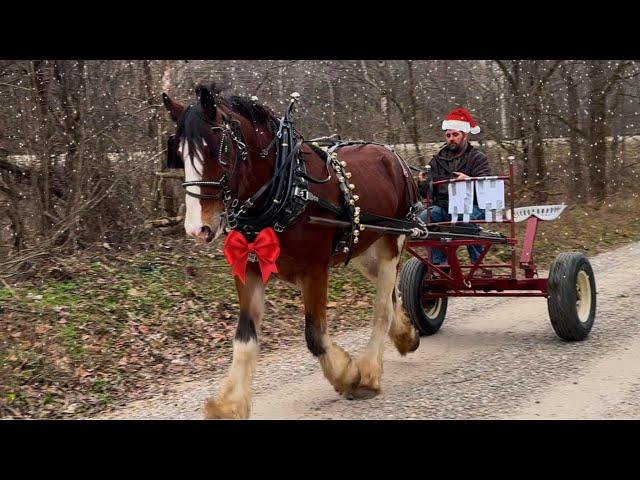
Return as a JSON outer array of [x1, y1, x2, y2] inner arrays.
[[506, 205, 567, 222]]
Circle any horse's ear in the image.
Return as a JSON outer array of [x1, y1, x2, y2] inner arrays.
[[162, 93, 185, 122], [197, 86, 217, 120]]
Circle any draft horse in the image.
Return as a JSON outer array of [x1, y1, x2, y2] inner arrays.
[[162, 84, 421, 419]]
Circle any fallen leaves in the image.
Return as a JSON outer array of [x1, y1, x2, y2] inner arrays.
[[74, 366, 92, 379]]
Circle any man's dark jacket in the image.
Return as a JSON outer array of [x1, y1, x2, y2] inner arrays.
[[418, 143, 491, 210]]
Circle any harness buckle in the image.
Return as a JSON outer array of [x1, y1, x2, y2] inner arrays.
[[293, 186, 316, 202], [274, 223, 285, 233]]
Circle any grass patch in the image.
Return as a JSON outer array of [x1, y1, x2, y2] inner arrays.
[[59, 324, 85, 362], [0, 288, 14, 300]]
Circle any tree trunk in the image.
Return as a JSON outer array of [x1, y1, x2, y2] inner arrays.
[[587, 61, 607, 203], [0, 169, 26, 253], [608, 84, 624, 193], [54, 60, 87, 248], [142, 60, 156, 137], [405, 60, 423, 160], [561, 65, 583, 203], [327, 79, 338, 133], [511, 62, 530, 186], [30, 60, 55, 233], [530, 79, 547, 202]]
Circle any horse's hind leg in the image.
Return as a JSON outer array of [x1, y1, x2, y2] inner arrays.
[[388, 284, 421, 355], [351, 236, 419, 394], [302, 264, 361, 396], [388, 237, 421, 356], [204, 268, 264, 419]]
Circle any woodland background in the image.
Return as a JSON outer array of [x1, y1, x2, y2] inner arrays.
[[1, 60, 639, 266], [2, 60, 640, 418]]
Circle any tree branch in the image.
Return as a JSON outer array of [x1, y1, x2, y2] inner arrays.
[[602, 61, 633, 98], [542, 112, 588, 138], [494, 60, 517, 90]]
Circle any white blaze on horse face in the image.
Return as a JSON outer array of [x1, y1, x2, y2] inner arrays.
[[181, 139, 225, 242]]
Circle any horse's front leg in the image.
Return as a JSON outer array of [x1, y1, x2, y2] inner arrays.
[[204, 266, 264, 419], [302, 264, 361, 396]]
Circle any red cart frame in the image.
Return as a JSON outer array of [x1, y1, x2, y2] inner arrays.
[[405, 161, 553, 299]]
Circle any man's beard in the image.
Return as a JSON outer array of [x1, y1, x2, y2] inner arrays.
[[447, 140, 467, 154]]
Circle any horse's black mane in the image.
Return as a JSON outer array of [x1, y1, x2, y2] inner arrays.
[[178, 84, 279, 162], [202, 83, 278, 129], [229, 95, 278, 129]]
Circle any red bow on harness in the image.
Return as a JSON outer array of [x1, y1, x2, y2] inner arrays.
[[223, 227, 280, 285]]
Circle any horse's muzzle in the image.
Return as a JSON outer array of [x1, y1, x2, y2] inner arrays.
[[199, 225, 214, 243], [193, 225, 214, 243]]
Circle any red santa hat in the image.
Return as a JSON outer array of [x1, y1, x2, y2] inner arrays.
[[441, 107, 481, 134]]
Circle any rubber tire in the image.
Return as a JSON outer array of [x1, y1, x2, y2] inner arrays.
[[547, 252, 596, 341], [399, 257, 448, 336]]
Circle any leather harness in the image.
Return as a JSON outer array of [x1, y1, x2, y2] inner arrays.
[[172, 99, 424, 263]]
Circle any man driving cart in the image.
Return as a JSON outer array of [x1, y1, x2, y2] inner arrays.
[[416, 107, 491, 267]]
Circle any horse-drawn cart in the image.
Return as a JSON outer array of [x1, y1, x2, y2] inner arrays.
[[399, 162, 597, 341], [161, 88, 598, 418]]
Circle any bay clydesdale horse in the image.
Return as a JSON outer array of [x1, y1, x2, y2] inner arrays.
[[162, 84, 421, 419]]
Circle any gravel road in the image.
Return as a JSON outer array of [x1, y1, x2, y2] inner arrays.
[[97, 242, 640, 420]]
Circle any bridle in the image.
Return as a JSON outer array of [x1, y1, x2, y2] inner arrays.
[[181, 121, 248, 201], [173, 97, 321, 237]]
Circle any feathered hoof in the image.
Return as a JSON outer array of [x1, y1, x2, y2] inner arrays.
[[344, 356, 382, 400], [392, 327, 420, 356], [345, 386, 380, 400], [203, 396, 249, 420]]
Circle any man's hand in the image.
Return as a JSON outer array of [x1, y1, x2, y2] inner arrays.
[[453, 171, 470, 180]]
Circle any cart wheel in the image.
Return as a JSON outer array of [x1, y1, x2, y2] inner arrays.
[[399, 257, 448, 336], [547, 252, 596, 341]]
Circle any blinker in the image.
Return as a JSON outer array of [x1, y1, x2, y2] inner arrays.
[[166, 135, 184, 169]]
